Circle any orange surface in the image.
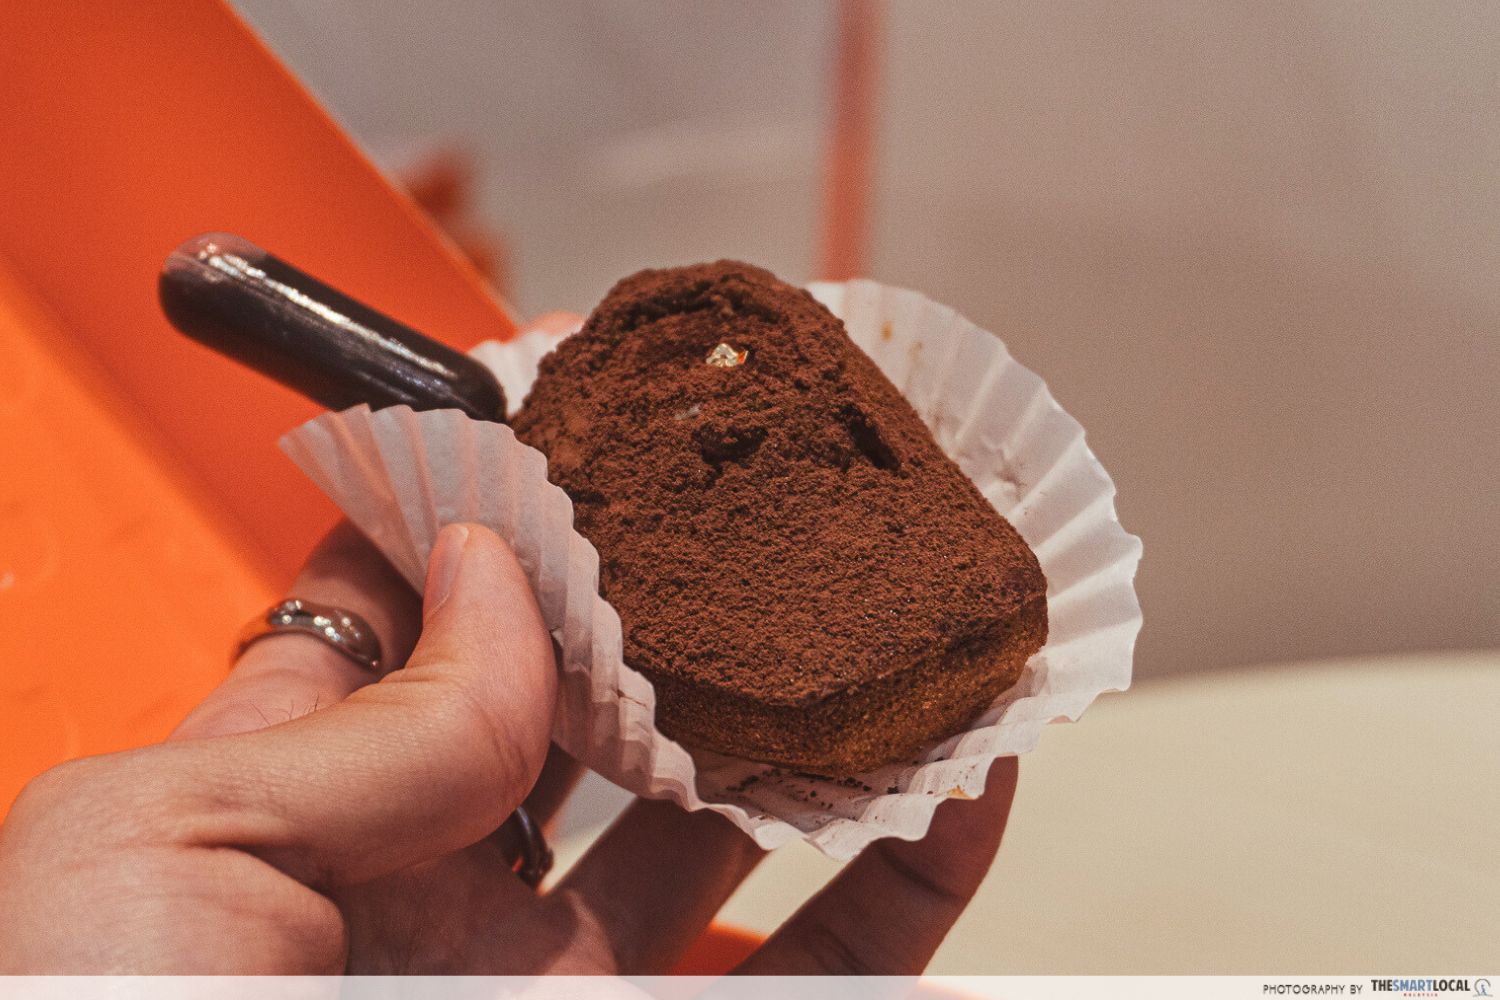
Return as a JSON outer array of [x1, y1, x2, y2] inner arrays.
[[818, 0, 879, 281], [669, 924, 761, 975], [0, 264, 275, 804], [0, 0, 518, 583], [0, 0, 517, 813]]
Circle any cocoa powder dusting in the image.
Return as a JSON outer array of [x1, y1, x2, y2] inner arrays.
[[513, 261, 1046, 771]]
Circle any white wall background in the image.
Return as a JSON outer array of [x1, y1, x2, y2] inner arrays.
[[232, 0, 1500, 677]]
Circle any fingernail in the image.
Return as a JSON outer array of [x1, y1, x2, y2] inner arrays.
[[425, 524, 471, 619]]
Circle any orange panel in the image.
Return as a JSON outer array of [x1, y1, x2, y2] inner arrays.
[[0, 0, 518, 581], [0, 0, 518, 811], [0, 263, 275, 811]]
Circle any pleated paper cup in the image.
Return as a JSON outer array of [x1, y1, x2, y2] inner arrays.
[[280, 280, 1142, 861]]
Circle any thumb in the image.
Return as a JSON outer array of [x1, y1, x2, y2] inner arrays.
[[151, 524, 557, 887]]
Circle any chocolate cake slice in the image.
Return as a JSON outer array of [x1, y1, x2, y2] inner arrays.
[[513, 262, 1047, 775]]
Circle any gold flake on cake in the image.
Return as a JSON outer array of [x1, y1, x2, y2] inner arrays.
[[706, 343, 748, 368]]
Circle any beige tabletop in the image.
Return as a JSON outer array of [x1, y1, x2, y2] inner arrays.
[[551, 649, 1500, 972]]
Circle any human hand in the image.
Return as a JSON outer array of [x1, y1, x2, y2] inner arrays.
[[0, 520, 1018, 974]]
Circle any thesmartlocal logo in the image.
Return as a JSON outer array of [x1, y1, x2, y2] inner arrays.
[[1370, 980, 1487, 997]]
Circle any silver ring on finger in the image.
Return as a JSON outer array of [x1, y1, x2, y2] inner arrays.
[[236, 598, 383, 673]]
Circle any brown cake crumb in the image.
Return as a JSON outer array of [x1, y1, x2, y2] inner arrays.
[[513, 261, 1047, 774]]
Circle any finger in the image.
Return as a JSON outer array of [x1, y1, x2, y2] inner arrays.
[[336, 837, 540, 973], [735, 756, 1019, 975], [141, 523, 557, 888], [171, 521, 422, 741], [541, 800, 765, 973]]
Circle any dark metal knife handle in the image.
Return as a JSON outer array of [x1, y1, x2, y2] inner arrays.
[[160, 232, 506, 422]]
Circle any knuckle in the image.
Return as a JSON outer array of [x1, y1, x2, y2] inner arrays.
[[10, 747, 256, 852], [13, 758, 86, 810], [12, 755, 114, 819], [6, 756, 133, 854]]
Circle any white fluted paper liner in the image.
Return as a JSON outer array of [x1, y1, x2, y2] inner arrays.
[[279, 280, 1142, 860]]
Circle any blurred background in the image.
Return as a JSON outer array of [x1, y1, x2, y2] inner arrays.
[[2, 0, 1496, 973], [231, 0, 1500, 679]]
